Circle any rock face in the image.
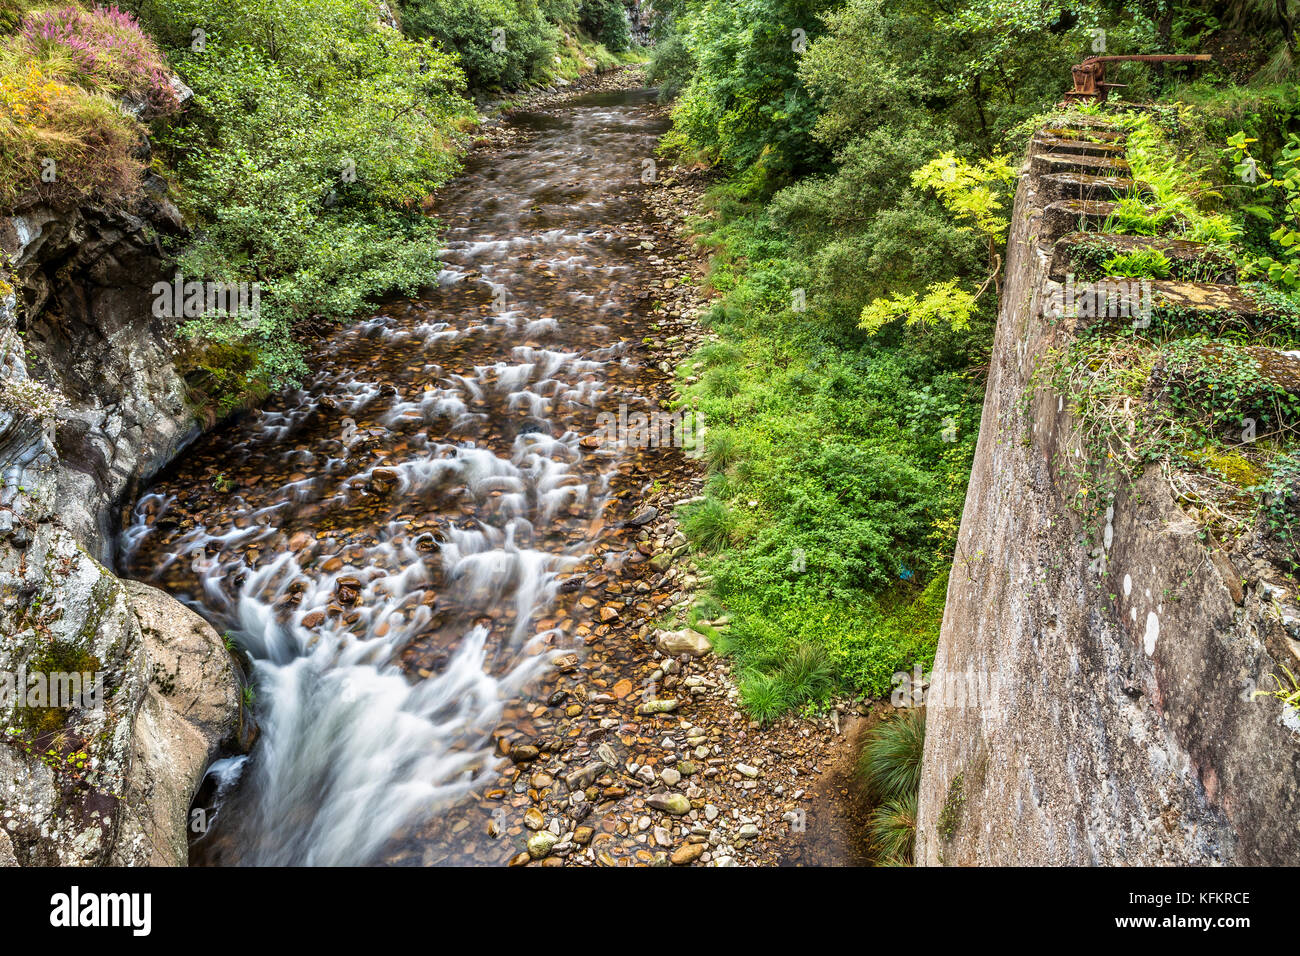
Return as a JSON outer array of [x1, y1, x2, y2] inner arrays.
[[1, 186, 197, 559], [0, 189, 240, 866], [915, 128, 1300, 865]]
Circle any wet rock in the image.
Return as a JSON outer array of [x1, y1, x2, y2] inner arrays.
[[647, 793, 691, 815], [510, 744, 540, 763], [527, 831, 558, 859], [564, 762, 606, 790], [625, 506, 658, 527], [654, 628, 711, 657], [671, 841, 706, 864], [637, 698, 679, 715]]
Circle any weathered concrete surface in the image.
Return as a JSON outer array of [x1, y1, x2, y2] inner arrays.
[[0, 189, 240, 866], [915, 142, 1300, 865]]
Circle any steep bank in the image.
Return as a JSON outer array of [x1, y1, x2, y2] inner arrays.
[[0, 186, 243, 866], [916, 117, 1300, 865]]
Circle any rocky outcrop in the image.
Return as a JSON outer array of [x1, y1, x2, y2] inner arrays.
[[0, 187, 241, 866], [1, 182, 198, 560], [916, 121, 1300, 865]]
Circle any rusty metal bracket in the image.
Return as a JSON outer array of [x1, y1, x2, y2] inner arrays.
[[1064, 54, 1212, 104]]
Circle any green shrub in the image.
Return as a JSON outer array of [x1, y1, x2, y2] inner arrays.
[[857, 708, 925, 803], [400, 0, 560, 92], [868, 791, 917, 865], [140, 0, 473, 389], [645, 29, 692, 101], [661, 0, 834, 179], [578, 0, 629, 53]]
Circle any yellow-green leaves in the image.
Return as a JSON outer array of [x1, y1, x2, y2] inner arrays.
[[859, 152, 1014, 334], [910, 151, 1016, 238], [859, 279, 977, 334]]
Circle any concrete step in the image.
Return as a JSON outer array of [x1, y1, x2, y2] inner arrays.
[[1039, 172, 1140, 204], [1039, 198, 1183, 242], [1064, 280, 1286, 335], [1048, 232, 1236, 283], [1032, 134, 1127, 159], [1041, 199, 1121, 240], [1235, 346, 1300, 394], [1031, 151, 1131, 179], [1040, 124, 1125, 144], [1154, 345, 1300, 428]]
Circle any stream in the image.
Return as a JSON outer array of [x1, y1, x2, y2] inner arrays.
[[120, 85, 674, 866]]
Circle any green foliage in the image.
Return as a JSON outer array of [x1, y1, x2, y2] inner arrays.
[[400, 0, 560, 91], [867, 791, 917, 865], [679, 496, 735, 551], [799, 0, 1092, 154], [911, 151, 1015, 237], [140, 0, 474, 391], [1106, 112, 1237, 246], [857, 708, 925, 803], [1156, 340, 1300, 439], [669, 118, 981, 717], [858, 152, 1014, 334], [660, 0, 835, 179], [739, 643, 835, 723], [1101, 248, 1172, 279], [1254, 664, 1300, 710], [859, 279, 978, 335], [578, 0, 629, 52], [1227, 130, 1300, 287], [645, 28, 692, 102], [1259, 452, 1300, 568]]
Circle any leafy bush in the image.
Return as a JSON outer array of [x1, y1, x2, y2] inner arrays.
[[645, 29, 692, 101], [578, 0, 629, 52], [400, 0, 560, 92], [140, 0, 473, 388], [661, 0, 834, 179]]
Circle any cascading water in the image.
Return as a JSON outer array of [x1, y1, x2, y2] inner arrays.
[[120, 88, 670, 866]]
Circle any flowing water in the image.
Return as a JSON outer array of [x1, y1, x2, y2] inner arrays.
[[120, 86, 674, 866]]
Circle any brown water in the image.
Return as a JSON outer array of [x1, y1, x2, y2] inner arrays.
[[120, 87, 673, 866]]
